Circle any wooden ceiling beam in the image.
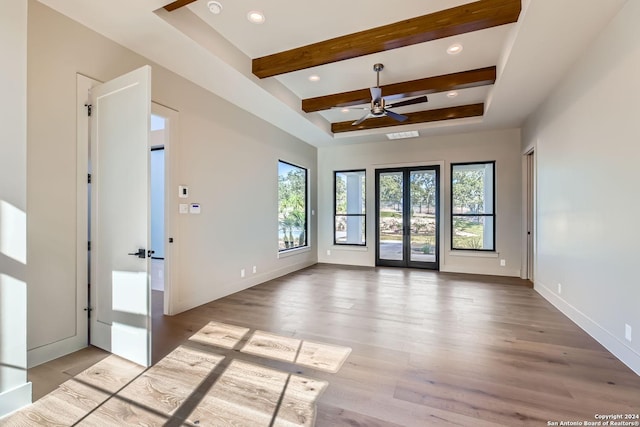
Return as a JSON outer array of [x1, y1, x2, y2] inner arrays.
[[302, 67, 496, 113], [331, 104, 484, 133], [253, 0, 520, 78], [163, 0, 197, 12]]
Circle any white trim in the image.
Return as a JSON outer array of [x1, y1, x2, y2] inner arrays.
[[151, 103, 179, 316], [174, 260, 316, 314], [0, 382, 32, 420], [331, 245, 368, 252], [440, 264, 520, 277], [277, 246, 311, 259], [536, 281, 640, 376], [447, 250, 498, 258], [27, 336, 86, 368]]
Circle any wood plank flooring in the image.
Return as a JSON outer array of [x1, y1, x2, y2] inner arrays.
[[15, 264, 640, 426]]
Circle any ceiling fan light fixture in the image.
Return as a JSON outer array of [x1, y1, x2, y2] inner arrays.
[[447, 43, 463, 55], [247, 10, 265, 24], [206, 1, 222, 14]]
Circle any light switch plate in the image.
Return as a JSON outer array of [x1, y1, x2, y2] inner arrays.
[[179, 204, 188, 214], [178, 185, 188, 198]]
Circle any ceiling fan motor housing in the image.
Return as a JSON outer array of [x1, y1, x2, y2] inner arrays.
[[372, 97, 386, 115]]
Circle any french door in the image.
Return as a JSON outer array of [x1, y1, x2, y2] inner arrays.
[[375, 166, 439, 269]]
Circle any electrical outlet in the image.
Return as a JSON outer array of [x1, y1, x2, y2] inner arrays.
[[500, 259, 506, 267], [240, 269, 245, 278], [326, 249, 331, 256], [625, 324, 632, 342], [252, 266, 257, 274], [558, 283, 562, 294]]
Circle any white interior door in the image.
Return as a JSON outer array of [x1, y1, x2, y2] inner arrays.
[[89, 66, 152, 367]]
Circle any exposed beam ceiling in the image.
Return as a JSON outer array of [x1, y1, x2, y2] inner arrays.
[[163, 0, 197, 12], [331, 104, 484, 133], [252, 0, 521, 78], [302, 67, 496, 113]]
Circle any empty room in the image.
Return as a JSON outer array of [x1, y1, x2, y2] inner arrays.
[[1, 0, 639, 426]]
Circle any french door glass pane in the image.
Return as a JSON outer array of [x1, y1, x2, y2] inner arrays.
[[378, 172, 403, 261], [410, 170, 437, 262]]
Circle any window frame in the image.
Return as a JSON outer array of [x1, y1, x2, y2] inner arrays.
[[333, 169, 367, 246], [278, 160, 309, 252], [450, 161, 496, 252]]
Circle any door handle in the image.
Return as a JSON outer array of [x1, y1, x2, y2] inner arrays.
[[128, 248, 146, 259]]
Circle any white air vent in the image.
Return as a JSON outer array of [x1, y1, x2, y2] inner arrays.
[[386, 131, 419, 140]]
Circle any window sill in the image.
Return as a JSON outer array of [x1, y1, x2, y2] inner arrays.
[[278, 246, 311, 259], [331, 245, 368, 252], [448, 250, 498, 258]]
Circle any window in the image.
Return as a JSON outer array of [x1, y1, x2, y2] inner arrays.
[[334, 170, 366, 245], [451, 161, 495, 251], [278, 160, 308, 251]]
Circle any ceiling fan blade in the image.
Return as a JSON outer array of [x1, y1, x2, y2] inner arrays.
[[382, 94, 405, 102], [384, 109, 408, 122], [370, 87, 382, 102], [352, 113, 373, 126], [387, 95, 428, 109]]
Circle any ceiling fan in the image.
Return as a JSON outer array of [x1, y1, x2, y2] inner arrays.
[[347, 63, 428, 126]]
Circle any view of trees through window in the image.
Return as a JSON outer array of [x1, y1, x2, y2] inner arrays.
[[334, 170, 366, 245], [278, 161, 307, 251], [451, 162, 495, 250]]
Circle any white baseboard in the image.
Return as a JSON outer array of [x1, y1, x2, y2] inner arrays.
[[536, 281, 640, 376], [173, 260, 317, 314], [27, 334, 87, 368], [440, 264, 520, 277], [0, 382, 32, 419]]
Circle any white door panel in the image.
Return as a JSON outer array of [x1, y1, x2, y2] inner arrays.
[[89, 66, 152, 367]]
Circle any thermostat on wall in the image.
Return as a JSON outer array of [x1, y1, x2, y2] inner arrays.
[[189, 203, 201, 214]]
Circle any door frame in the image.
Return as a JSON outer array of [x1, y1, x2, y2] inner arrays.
[[375, 165, 440, 270], [150, 103, 178, 315], [522, 148, 535, 281]]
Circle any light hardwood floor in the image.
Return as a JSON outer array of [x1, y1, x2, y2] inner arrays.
[[23, 264, 640, 426]]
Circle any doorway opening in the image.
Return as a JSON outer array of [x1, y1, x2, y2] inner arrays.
[[150, 116, 165, 294], [375, 166, 440, 269], [525, 150, 535, 282]]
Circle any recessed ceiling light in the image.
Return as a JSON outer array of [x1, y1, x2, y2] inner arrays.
[[207, 1, 222, 14], [247, 10, 265, 24], [386, 131, 420, 140], [308, 75, 320, 82], [447, 91, 459, 98], [447, 43, 463, 55], [340, 108, 350, 113]]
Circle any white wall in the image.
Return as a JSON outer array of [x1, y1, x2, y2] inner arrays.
[[0, 0, 32, 417], [318, 129, 523, 276], [26, 0, 317, 365], [523, 1, 640, 374]]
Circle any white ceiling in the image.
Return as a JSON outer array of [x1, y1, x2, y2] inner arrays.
[[37, 0, 627, 147]]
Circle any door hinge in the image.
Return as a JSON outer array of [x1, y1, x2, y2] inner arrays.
[[88, 241, 91, 251], [85, 103, 92, 117], [84, 306, 93, 318], [88, 173, 92, 184]]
